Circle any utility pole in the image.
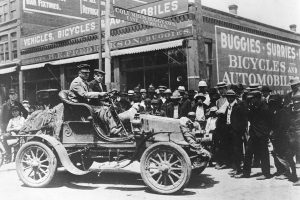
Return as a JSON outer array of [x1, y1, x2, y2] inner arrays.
[[194, 0, 207, 83], [98, 0, 102, 71], [187, 0, 207, 90], [104, 0, 111, 89]]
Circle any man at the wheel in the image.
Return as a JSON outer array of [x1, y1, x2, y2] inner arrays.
[[68, 64, 124, 136]]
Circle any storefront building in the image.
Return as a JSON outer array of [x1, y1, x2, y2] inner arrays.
[[2, 0, 300, 104]]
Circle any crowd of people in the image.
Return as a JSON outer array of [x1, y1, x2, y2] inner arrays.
[[0, 63, 300, 187]]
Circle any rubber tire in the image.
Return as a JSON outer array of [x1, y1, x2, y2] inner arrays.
[[140, 142, 192, 194], [16, 141, 57, 187]]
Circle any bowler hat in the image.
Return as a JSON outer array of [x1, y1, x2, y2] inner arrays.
[[151, 98, 160, 104], [269, 94, 282, 104], [77, 64, 90, 70], [128, 90, 134, 96], [94, 69, 105, 75], [290, 77, 300, 86], [198, 81, 207, 87], [140, 89, 147, 93], [187, 112, 196, 117], [9, 88, 16, 94], [158, 85, 167, 91], [171, 90, 181, 99], [261, 86, 272, 92], [225, 89, 236, 97], [215, 82, 227, 89], [178, 86, 186, 92], [194, 93, 206, 101], [246, 83, 260, 91], [164, 89, 172, 94], [247, 90, 261, 99]]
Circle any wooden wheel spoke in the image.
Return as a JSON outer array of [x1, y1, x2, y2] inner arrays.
[[168, 174, 175, 186], [170, 171, 181, 179], [37, 171, 42, 179], [150, 170, 160, 177], [156, 173, 163, 183], [30, 149, 36, 159], [40, 164, 49, 168], [170, 167, 182, 171], [156, 153, 163, 163], [163, 152, 167, 161], [170, 159, 180, 166], [40, 159, 49, 164], [38, 151, 45, 159], [39, 168, 47, 175], [28, 169, 34, 177], [167, 154, 174, 162], [149, 158, 160, 165]]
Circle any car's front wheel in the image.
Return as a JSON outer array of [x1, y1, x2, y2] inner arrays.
[[16, 141, 57, 187], [140, 142, 192, 194]]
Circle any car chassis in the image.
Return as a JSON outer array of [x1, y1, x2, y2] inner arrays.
[[15, 90, 209, 194]]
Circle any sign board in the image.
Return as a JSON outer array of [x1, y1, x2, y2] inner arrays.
[[215, 26, 300, 94], [21, 26, 192, 65], [21, 19, 99, 49], [111, 5, 177, 30], [108, 0, 187, 29], [22, 0, 103, 20]]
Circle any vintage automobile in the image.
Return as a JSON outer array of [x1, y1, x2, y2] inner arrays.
[[15, 90, 210, 194]]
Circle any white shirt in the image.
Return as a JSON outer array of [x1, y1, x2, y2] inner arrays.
[[217, 97, 229, 114], [173, 105, 179, 119], [205, 117, 217, 133], [6, 116, 26, 132], [160, 97, 166, 104], [196, 106, 205, 121], [204, 93, 211, 106], [226, 100, 237, 125]]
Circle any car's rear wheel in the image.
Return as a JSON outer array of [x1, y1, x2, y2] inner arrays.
[[140, 142, 192, 194], [16, 141, 57, 187]]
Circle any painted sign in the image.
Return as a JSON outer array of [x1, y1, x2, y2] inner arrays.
[[108, 0, 187, 29], [22, 27, 192, 65], [23, 0, 103, 20], [21, 19, 99, 48], [111, 5, 177, 30], [110, 26, 192, 49], [215, 26, 300, 94]]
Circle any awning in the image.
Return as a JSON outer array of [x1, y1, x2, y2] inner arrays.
[[111, 39, 184, 56], [0, 66, 17, 74], [21, 39, 183, 70]]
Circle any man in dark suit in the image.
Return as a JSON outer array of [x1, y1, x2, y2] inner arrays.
[[89, 69, 107, 93], [68, 64, 123, 136], [224, 90, 248, 176], [1, 88, 28, 132], [235, 90, 272, 180]]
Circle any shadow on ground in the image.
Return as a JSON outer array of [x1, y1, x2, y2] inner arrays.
[[20, 168, 218, 195], [187, 173, 219, 189]]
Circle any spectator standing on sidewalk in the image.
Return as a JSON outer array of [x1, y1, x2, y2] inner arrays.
[[235, 90, 272, 180]]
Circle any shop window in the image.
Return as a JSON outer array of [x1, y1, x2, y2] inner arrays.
[[11, 39, 17, 59], [0, 42, 8, 62]]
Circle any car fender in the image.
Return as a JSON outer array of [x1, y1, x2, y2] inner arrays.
[[29, 135, 89, 175]]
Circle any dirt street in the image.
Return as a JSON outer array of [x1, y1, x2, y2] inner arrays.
[[0, 161, 299, 200]]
